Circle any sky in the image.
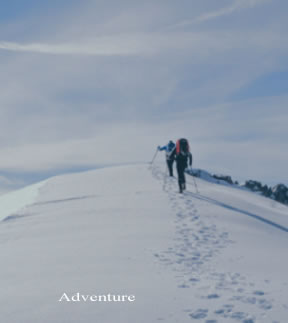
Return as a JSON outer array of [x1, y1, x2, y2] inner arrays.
[[0, 0, 288, 192]]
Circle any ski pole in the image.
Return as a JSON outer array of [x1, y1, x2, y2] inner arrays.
[[150, 149, 159, 165]]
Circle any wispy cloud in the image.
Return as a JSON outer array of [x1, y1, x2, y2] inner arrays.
[[0, 36, 151, 56], [170, 0, 271, 28], [1, 28, 283, 59], [0, 0, 287, 187]]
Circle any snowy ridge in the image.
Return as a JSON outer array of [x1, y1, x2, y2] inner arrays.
[[0, 164, 288, 323], [188, 168, 288, 206], [0, 179, 47, 222]]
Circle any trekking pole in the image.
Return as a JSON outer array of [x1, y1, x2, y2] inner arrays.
[[150, 149, 159, 165]]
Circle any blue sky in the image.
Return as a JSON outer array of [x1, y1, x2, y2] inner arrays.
[[0, 0, 288, 192], [0, 0, 81, 21], [231, 70, 288, 100]]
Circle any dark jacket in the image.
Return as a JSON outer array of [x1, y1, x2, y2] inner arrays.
[[170, 148, 192, 167]]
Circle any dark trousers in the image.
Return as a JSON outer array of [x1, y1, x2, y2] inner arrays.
[[176, 160, 187, 192], [166, 159, 174, 176]]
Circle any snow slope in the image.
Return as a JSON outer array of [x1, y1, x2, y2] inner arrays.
[[0, 179, 47, 222], [0, 164, 288, 323]]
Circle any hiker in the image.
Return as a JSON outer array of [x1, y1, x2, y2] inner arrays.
[[171, 138, 192, 193], [158, 140, 176, 177]]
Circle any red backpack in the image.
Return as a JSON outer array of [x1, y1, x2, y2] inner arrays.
[[176, 138, 190, 156]]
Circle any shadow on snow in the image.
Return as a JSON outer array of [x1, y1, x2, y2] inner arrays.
[[186, 191, 288, 233]]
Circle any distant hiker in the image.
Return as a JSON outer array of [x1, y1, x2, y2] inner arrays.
[[158, 140, 176, 177], [171, 138, 192, 193]]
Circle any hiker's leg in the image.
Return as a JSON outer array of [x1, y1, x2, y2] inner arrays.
[[182, 164, 186, 190], [179, 162, 187, 191], [176, 163, 182, 192], [177, 162, 184, 192], [180, 163, 186, 183]]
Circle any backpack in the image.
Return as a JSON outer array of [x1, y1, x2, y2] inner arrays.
[[176, 138, 190, 157]]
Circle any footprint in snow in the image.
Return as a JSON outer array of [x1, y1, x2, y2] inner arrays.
[[258, 298, 273, 310], [206, 293, 220, 299], [189, 309, 208, 319], [178, 284, 190, 289], [230, 293, 273, 310]]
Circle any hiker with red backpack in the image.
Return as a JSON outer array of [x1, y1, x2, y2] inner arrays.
[[171, 138, 192, 193]]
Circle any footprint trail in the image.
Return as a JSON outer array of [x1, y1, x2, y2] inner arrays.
[[150, 164, 277, 322]]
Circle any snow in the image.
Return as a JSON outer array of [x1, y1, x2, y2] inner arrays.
[[0, 179, 47, 222], [0, 164, 288, 323]]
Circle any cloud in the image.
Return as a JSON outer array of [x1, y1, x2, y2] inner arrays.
[[0, 97, 287, 186], [0, 31, 223, 57], [194, 1, 243, 23], [0, 36, 151, 56], [0, 27, 286, 148], [1, 28, 286, 61], [0, 174, 26, 194], [170, 0, 271, 28], [0, 0, 287, 187], [0, 175, 15, 186]]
